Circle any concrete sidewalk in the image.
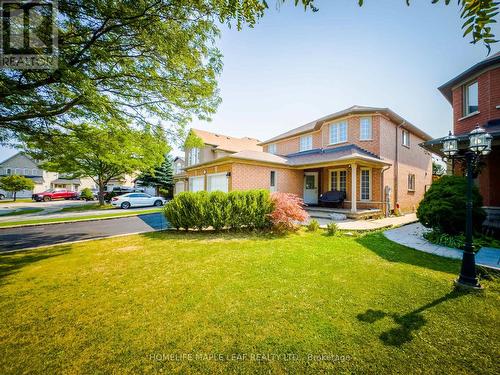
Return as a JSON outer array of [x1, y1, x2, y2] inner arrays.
[[311, 213, 418, 231], [384, 223, 500, 270]]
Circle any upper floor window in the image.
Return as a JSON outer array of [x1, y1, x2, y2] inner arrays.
[[402, 129, 410, 147], [299, 135, 313, 152], [329, 121, 348, 144], [464, 81, 478, 116], [268, 143, 277, 154], [188, 148, 200, 166], [360, 117, 372, 140], [174, 162, 182, 174]]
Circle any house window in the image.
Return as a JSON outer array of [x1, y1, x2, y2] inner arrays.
[[402, 129, 410, 147], [14, 168, 20, 175], [32, 169, 38, 176], [268, 143, 277, 154], [188, 148, 200, 166], [5, 168, 12, 175], [174, 163, 182, 174], [464, 81, 478, 115], [360, 169, 371, 200], [23, 168, 29, 175], [329, 170, 347, 192], [360, 117, 372, 140], [329, 121, 348, 144], [408, 174, 415, 191], [299, 135, 313, 152], [270, 171, 276, 192]]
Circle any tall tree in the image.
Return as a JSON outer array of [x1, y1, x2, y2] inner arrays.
[[0, 1, 496, 142], [136, 154, 174, 197], [0, 175, 35, 201], [24, 123, 169, 205]]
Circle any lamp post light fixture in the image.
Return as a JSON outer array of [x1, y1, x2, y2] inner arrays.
[[442, 126, 492, 289]]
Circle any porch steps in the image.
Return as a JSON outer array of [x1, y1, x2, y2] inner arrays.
[[305, 207, 383, 220]]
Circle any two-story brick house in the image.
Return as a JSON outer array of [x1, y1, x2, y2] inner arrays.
[[182, 106, 433, 216], [422, 52, 500, 227]]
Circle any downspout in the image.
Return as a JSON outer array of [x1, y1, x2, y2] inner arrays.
[[394, 121, 406, 214], [380, 165, 391, 217]]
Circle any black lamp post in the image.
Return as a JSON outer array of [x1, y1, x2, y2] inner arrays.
[[442, 126, 492, 289]]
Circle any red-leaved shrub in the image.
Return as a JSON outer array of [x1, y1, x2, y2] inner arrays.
[[269, 192, 309, 232]]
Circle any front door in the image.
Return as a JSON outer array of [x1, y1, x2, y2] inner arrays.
[[304, 172, 318, 205]]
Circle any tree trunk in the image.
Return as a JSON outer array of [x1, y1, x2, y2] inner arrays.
[[98, 179, 106, 206], [13, 191, 16, 202]]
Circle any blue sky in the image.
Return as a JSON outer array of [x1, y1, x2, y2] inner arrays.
[[1, 0, 498, 160]]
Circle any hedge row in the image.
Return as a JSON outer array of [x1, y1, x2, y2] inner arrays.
[[164, 190, 274, 230]]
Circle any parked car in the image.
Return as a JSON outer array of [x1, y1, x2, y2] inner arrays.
[[32, 189, 78, 202], [0, 193, 5, 200], [111, 193, 166, 209], [104, 187, 144, 202]]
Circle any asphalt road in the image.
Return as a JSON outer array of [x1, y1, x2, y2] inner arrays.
[[0, 213, 169, 252]]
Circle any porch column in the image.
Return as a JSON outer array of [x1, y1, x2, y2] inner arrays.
[[351, 163, 357, 213]]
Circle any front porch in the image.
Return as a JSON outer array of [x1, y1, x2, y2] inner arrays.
[[300, 158, 391, 217]]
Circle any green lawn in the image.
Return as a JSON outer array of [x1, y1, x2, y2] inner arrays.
[[0, 198, 32, 204], [0, 207, 163, 227], [0, 208, 44, 217], [0, 231, 498, 374], [58, 203, 114, 212]]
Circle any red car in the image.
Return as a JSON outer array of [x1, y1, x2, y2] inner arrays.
[[32, 189, 78, 202]]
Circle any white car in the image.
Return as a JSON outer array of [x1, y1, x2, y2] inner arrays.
[[111, 193, 166, 209]]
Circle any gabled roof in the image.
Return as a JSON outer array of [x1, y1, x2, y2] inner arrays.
[[191, 128, 262, 153], [438, 51, 500, 104], [185, 144, 390, 170], [259, 105, 432, 145], [0, 151, 38, 166]]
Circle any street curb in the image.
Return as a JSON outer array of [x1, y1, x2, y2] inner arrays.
[[0, 211, 163, 230], [0, 229, 170, 254]]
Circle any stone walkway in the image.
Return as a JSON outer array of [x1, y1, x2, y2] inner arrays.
[[384, 223, 500, 270], [312, 213, 418, 231]]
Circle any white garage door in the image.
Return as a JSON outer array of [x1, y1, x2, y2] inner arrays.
[[207, 173, 228, 192], [189, 176, 205, 192], [175, 181, 185, 195]]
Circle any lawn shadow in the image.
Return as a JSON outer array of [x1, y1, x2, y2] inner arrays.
[[0, 246, 71, 285], [357, 288, 467, 346], [356, 232, 459, 275]]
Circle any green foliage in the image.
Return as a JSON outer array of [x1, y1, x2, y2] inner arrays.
[[417, 175, 486, 235], [326, 222, 339, 236], [164, 190, 273, 231], [137, 154, 174, 197], [307, 219, 320, 232], [0, 175, 35, 201], [23, 122, 169, 205], [432, 161, 445, 176], [424, 228, 500, 250], [79, 188, 95, 201], [184, 130, 205, 150]]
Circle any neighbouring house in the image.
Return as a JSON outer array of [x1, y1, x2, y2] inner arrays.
[[173, 156, 186, 194], [422, 52, 500, 228], [0, 152, 97, 198], [173, 129, 262, 195], [181, 106, 433, 217]]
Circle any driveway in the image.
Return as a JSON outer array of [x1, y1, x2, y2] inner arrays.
[[0, 213, 168, 252]]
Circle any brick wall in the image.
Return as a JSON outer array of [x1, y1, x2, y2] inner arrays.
[[452, 66, 500, 135], [264, 115, 382, 156], [231, 163, 303, 197]]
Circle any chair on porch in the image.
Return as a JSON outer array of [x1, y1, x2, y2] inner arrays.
[[318, 190, 346, 208]]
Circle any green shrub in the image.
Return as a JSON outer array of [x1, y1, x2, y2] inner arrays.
[[417, 175, 486, 235], [307, 219, 320, 232], [164, 190, 273, 231], [423, 229, 465, 249], [80, 188, 94, 201], [326, 222, 338, 236]]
